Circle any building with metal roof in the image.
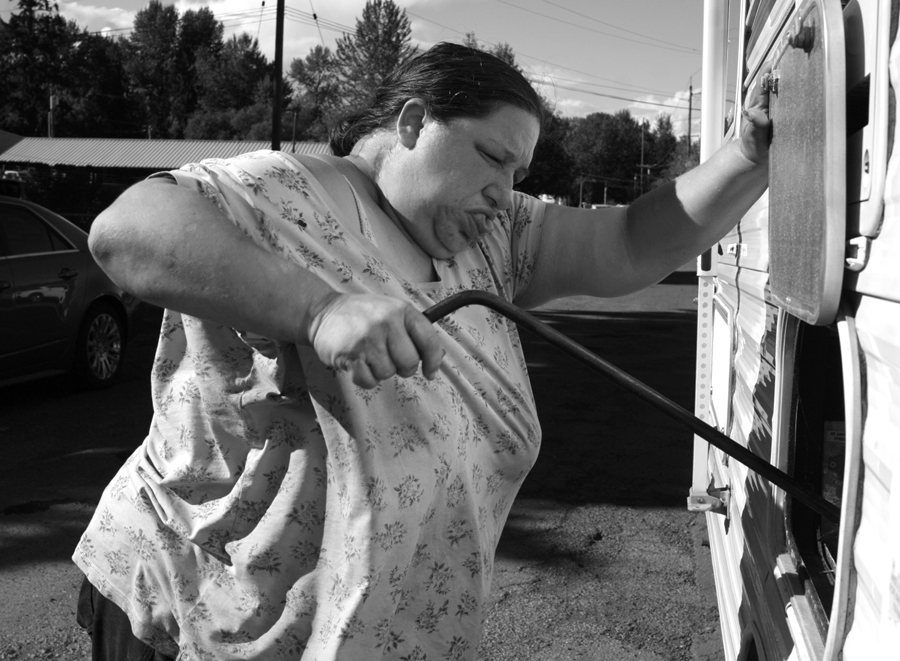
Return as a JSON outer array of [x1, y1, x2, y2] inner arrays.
[[0, 135, 331, 170], [0, 133, 331, 226]]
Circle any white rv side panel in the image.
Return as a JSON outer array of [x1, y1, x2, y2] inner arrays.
[[851, 7, 900, 301], [843, 295, 900, 657]]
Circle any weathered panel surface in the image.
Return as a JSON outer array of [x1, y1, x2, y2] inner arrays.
[[767, 0, 846, 325]]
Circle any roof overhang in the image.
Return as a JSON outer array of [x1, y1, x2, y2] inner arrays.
[[0, 136, 331, 169]]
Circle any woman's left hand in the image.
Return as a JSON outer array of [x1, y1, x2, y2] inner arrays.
[[741, 62, 773, 166]]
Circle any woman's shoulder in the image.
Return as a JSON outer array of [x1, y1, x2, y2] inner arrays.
[[289, 153, 344, 173], [288, 154, 378, 202], [287, 154, 351, 183]]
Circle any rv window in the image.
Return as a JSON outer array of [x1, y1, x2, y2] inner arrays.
[[785, 320, 845, 620], [746, 0, 779, 56]]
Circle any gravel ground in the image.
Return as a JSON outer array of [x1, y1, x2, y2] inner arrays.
[[0, 272, 723, 660]]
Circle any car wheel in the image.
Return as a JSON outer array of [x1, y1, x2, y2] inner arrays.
[[73, 302, 126, 389]]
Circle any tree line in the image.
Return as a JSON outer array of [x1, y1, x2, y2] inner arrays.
[[0, 0, 699, 205]]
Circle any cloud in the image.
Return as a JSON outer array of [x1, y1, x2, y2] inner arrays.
[[58, 2, 135, 33]]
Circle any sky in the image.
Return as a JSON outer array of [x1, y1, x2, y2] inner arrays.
[[4, 0, 716, 137]]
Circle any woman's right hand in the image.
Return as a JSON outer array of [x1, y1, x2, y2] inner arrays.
[[307, 293, 445, 389]]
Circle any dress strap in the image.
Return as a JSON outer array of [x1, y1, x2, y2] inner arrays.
[[344, 177, 377, 245]]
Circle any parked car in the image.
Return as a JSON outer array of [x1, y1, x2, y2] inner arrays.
[[0, 178, 23, 198], [0, 195, 143, 388]]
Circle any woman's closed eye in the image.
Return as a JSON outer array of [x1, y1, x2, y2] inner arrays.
[[480, 149, 503, 165], [479, 146, 528, 185]]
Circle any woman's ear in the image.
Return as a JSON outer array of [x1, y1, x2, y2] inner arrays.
[[396, 99, 428, 149]]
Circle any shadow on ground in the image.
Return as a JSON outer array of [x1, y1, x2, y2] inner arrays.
[[520, 308, 697, 508]]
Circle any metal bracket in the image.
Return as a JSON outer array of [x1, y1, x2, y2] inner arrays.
[[688, 486, 730, 516], [845, 235, 870, 272], [760, 69, 781, 95], [725, 242, 748, 258]]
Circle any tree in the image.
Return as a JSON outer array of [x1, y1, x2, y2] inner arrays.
[[59, 32, 142, 138], [566, 109, 646, 205], [0, 0, 82, 136], [658, 135, 700, 184], [462, 32, 518, 69], [123, 0, 179, 138], [186, 34, 291, 140], [641, 114, 677, 189], [194, 34, 269, 112], [332, 0, 417, 113], [289, 45, 340, 141], [169, 6, 224, 136], [516, 103, 574, 201]]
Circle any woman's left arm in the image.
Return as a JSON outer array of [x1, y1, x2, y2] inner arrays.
[[516, 74, 771, 309]]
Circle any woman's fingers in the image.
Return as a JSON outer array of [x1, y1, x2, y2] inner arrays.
[[309, 293, 445, 388], [386, 330, 423, 379], [404, 308, 445, 380], [740, 62, 774, 165], [351, 361, 381, 390], [749, 61, 772, 114]]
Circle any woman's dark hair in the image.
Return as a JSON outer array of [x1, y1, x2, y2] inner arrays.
[[329, 42, 543, 156]]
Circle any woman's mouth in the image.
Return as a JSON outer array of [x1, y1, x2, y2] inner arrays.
[[470, 212, 496, 238]]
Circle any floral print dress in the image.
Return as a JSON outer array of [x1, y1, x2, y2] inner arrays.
[[73, 150, 547, 661]]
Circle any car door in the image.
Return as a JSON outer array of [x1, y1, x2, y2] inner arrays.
[[0, 201, 89, 373], [0, 257, 14, 353]]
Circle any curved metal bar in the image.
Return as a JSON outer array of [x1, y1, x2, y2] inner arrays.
[[424, 290, 841, 523]]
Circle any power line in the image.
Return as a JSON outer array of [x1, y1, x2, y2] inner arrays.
[[85, 5, 354, 38], [69, 2, 700, 115], [537, 0, 699, 51], [494, 0, 700, 54], [549, 82, 701, 111], [536, 74, 685, 99], [406, 10, 687, 99], [406, 9, 698, 113]]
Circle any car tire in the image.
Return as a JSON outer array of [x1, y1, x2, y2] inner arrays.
[[73, 301, 126, 389]]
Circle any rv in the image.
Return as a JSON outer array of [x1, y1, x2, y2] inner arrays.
[[691, 0, 900, 659]]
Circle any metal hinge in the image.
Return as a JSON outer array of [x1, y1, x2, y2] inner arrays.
[[845, 236, 870, 272], [725, 243, 748, 258], [688, 485, 730, 516]]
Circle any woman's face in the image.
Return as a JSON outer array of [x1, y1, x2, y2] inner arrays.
[[377, 102, 540, 259]]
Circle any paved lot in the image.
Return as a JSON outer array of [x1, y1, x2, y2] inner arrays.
[[0, 269, 724, 660]]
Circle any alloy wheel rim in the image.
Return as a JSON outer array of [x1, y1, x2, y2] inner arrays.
[[86, 313, 122, 380]]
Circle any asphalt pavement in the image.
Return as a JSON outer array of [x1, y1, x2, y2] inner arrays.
[[0, 267, 724, 661]]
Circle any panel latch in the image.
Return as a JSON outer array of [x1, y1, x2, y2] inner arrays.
[[845, 236, 870, 272], [760, 70, 781, 95], [687, 486, 730, 516]]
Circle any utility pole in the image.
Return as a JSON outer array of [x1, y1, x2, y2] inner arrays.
[[687, 80, 693, 157], [640, 119, 646, 196], [48, 93, 56, 138], [271, 0, 285, 151]]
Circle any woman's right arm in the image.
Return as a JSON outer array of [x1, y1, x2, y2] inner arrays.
[[89, 177, 444, 387]]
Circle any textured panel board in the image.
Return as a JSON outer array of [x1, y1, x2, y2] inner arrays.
[[767, 0, 846, 325]]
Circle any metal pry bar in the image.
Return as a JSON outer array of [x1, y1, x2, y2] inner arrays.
[[423, 290, 841, 523]]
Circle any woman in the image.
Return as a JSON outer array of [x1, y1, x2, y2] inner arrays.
[[75, 43, 770, 660]]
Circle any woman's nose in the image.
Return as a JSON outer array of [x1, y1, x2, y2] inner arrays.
[[484, 180, 513, 214]]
